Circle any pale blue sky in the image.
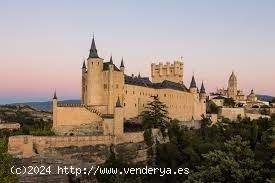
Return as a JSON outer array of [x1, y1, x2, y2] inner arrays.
[[0, 0, 274, 103]]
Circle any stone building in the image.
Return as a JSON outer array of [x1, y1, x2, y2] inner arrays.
[[52, 36, 206, 135], [217, 71, 245, 101]]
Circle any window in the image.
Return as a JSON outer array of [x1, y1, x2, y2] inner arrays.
[[104, 84, 107, 89], [135, 104, 137, 107], [164, 94, 166, 97], [116, 84, 119, 89]]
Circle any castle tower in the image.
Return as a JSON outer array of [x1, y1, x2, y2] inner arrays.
[[52, 91, 58, 129], [81, 60, 87, 104], [189, 75, 197, 94], [151, 60, 184, 83], [86, 35, 104, 106], [228, 71, 237, 100]]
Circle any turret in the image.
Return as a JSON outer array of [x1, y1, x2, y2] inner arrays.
[[109, 55, 114, 71], [120, 57, 125, 72], [81, 59, 87, 104], [199, 81, 207, 100], [189, 75, 197, 94], [82, 59, 87, 73], [86, 35, 104, 106], [114, 97, 124, 136], [52, 91, 58, 129]]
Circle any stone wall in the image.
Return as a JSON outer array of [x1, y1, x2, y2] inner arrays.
[[0, 123, 20, 130], [123, 84, 205, 121], [219, 107, 245, 121], [245, 113, 270, 120], [220, 107, 270, 121], [8, 130, 155, 158], [270, 108, 275, 115]]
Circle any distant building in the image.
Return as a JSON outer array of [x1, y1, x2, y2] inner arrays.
[[217, 71, 245, 101]]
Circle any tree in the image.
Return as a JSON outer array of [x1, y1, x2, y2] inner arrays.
[[186, 136, 268, 183], [206, 100, 219, 114], [0, 140, 17, 183], [224, 97, 236, 107], [140, 96, 170, 136]]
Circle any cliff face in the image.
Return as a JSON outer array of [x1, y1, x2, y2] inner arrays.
[[13, 141, 148, 183]]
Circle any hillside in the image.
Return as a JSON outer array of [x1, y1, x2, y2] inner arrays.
[[11, 100, 81, 111], [257, 95, 274, 102]]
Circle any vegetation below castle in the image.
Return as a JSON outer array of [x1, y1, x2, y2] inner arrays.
[[93, 96, 274, 183], [0, 100, 274, 182]]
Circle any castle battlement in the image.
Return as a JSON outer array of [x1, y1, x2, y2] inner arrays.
[[151, 60, 184, 83]]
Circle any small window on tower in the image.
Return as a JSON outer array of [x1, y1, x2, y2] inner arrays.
[[116, 84, 119, 89], [104, 84, 107, 89]]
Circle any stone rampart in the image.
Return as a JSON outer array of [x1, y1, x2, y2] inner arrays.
[[8, 130, 154, 158], [219, 107, 245, 121]]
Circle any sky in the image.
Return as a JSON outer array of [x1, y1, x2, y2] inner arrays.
[[0, 0, 274, 104]]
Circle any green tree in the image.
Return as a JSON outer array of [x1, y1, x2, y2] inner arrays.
[[206, 100, 219, 114], [224, 97, 236, 107], [140, 96, 170, 136], [0, 140, 17, 183], [186, 136, 268, 183]]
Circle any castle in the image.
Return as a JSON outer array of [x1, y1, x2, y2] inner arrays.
[[52, 36, 206, 136]]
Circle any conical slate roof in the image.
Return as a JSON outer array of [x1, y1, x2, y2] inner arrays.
[[110, 55, 113, 64], [120, 57, 124, 67], [116, 97, 122, 107], [190, 75, 197, 88], [200, 82, 206, 93], [88, 35, 99, 58], [53, 91, 57, 100], [82, 60, 86, 69]]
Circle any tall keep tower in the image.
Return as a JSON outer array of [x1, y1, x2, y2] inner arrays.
[[85, 36, 104, 106], [227, 71, 237, 99], [151, 60, 184, 83]]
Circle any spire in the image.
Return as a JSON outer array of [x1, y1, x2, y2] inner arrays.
[[138, 72, 141, 78], [120, 57, 124, 68], [116, 97, 122, 107], [229, 70, 237, 81], [88, 34, 99, 58], [82, 59, 86, 69], [110, 55, 113, 64], [190, 75, 197, 88], [53, 90, 57, 100], [200, 81, 206, 93]]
